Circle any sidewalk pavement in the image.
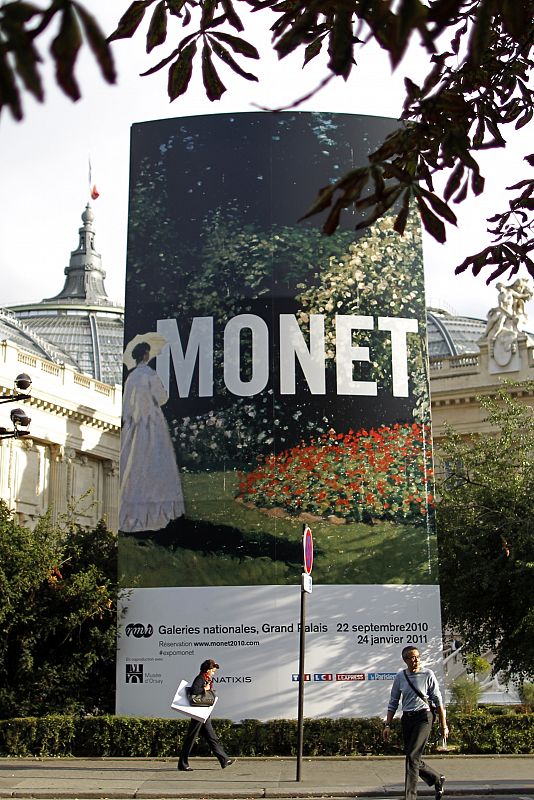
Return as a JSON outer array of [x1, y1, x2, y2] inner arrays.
[[1, 755, 533, 799]]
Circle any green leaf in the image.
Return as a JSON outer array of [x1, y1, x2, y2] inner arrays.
[[146, 0, 167, 53], [471, 171, 485, 196], [466, 0, 495, 69], [1, 1, 41, 24], [210, 31, 259, 59], [417, 186, 458, 225], [209, 38, 258, 81], [220, 0, 244, 32], [322, 197, 344, 235], [299, 184, 337, 222], [355, 188, 404, 230], [501, 0, 531, 39], [108, 1, 152, 43], [415, 195, 446, 242], [73, 3, 116, 84], [427, 0, 466, 29], [327, 9, 353, 78], [473, 116, 485, 147], [4, 17, 44, 103], [50, 5, 83, 101], [444, 162, 465, 202], [303, 38, 323, 66], [515, 108, 533, 130], [167, 39, 197, 100], [167, 0, 187, 16], [201, 0, 217, 29], [393, 192, 412, 234], [0, 49, 23, 120], [398, 0, 428, 47], [451, 178, 466, 204], [275, 8, 317, 59], [201, 41, 226, 100]]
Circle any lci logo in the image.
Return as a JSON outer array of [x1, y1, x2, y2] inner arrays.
[[126, 664, 144, 684], [125, 623, 154, 638], [313, 673, 333, 681]]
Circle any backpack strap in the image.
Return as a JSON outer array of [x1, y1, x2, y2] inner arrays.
[[403, 669, 434, 709]]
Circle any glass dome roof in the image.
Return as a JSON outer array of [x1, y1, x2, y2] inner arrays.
[[426, 307, 485, 359]]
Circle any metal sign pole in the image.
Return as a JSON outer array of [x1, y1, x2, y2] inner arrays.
[[296, 574, 306, 782], [296, 525, 313, 782]]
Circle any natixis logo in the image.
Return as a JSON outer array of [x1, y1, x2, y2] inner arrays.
[[125, 623, 154, 638]]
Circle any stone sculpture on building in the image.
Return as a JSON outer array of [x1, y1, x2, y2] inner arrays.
[[481, 277, 533, 369]]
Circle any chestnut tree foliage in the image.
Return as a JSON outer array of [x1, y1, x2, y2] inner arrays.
[[0, 502, 118, 717], [1, 0, 533, 281], [437, 389, 534, 683]]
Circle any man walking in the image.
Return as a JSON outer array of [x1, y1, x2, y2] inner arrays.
[[383, 646, 448, 800]]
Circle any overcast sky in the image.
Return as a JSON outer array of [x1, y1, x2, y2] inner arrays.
[[0, 1, 531, 322]]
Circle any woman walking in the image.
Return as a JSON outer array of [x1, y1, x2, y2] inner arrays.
[[178, 659, 235, 771]]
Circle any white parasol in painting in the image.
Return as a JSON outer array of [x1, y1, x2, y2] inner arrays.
[[123, 332, 168, 370]]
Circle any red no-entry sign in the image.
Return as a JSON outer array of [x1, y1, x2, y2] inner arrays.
[[303, 525, 313, 575]]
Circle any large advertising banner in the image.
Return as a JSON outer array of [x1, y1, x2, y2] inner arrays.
[[116, 112, 441, 720]]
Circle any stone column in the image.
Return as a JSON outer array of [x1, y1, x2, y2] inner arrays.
[[48, 444, 69, 524], [102, 459, 119, 531]]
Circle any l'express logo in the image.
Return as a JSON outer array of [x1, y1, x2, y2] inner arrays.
[[125, 623, 154, 638], [157, 314, 418, 399]]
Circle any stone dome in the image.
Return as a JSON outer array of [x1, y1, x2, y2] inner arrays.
[[7, 205, 124, 386]]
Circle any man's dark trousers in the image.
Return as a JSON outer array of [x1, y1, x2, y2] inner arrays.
[[401, 709, 440, 800], [179, 718, 227, 766]]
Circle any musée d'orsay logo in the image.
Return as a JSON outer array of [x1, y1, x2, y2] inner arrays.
[[125, 664, 144, 684]]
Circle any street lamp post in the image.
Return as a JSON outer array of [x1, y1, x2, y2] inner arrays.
[[0, 373, 32, 439]]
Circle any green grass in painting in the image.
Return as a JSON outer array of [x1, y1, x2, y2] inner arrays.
[[118, 470, 438, 588]]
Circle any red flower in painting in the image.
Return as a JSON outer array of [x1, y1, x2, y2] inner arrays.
[[236, 422, 434, 525]]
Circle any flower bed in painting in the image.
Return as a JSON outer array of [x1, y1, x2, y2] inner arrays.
[[237, 423, 434, 525]]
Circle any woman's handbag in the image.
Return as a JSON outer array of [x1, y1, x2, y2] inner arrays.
[[186, 687, 216, 707]]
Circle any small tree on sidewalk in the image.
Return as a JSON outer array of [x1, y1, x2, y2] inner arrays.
[[464, 653, 491, 682]]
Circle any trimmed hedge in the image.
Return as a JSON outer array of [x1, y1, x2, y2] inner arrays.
[[0, 713, 532, 757], [451, 712, 534, 754]]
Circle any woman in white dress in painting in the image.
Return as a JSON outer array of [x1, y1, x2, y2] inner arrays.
[[120, 339, 185, 532]]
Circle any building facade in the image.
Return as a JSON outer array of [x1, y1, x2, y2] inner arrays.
[[428, 277, 534, 442], [1, 205, 123, 530]]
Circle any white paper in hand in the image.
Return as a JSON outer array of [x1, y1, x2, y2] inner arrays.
[[171, 679, 218, 722]]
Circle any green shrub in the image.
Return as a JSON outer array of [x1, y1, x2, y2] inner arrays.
[[0, 713, 532, 757], [450, 676, 482, 712], [518, 682, 534, 713], [0, 715, 76, 757], [449, 712, 534, 754]]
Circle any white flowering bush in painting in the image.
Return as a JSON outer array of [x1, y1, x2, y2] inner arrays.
[[295, 207, 429, 424], [171, 395, 334, 470]]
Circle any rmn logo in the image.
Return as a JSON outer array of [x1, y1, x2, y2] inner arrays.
[[125, 623, 153, 638]]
